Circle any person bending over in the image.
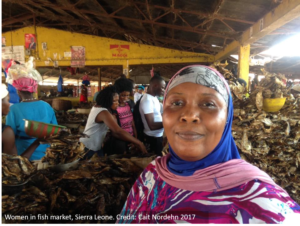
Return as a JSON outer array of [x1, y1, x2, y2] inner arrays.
[[80, 85, 147, 158]]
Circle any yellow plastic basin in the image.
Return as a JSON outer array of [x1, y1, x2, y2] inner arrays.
[[263, 98, 286, 113]]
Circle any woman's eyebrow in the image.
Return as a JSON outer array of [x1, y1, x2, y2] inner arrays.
[[201, 93, 218, 98], [168, 92, 218, 97], [167, 92, 184, 96]]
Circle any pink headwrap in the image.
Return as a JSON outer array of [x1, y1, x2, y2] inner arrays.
[[12, 77, 38, 93]]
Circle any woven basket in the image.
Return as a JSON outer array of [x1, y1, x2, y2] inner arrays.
[[52, 99, 72, 111], [44, 99, 53, 106]]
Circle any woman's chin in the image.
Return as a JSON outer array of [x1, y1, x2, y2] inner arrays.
[[174, 151, 206, 162]]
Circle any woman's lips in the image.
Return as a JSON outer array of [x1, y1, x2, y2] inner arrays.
[[176, 131, 204, 141]]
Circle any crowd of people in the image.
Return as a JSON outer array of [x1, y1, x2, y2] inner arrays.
[[1, 59, 168, 160], [83, 75, 166, 156]]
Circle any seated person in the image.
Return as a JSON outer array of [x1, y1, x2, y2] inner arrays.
[[2, 84, 41, 159]]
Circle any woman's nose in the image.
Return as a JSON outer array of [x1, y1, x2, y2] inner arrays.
[[179, 106, 200, 123]]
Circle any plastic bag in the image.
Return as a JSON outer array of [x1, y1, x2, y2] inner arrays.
[[7, 57, 42, 85]]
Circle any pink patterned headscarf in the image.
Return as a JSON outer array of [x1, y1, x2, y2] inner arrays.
[[12, 77, 38, 93]]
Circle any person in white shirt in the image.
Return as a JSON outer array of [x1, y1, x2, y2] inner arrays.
[[139, 76, 166, 156], [80, 85, 147, 158], [134, 85, 144, 103]]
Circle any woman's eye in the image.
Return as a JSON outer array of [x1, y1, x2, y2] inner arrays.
[[172, 101, 183, 106], [203, 102, 216, 107]]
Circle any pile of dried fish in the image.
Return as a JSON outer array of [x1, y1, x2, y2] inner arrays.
[[232, 95, 300, 203], [211, 62, 248, 102], [78, 102, 93, 109], [2, 155, 143, 223], [56, 111, 88, 124], [41, 130, 87, 165], [211, 61, 235, 81], [254, 69, 289, 99], [2, 154, 35, 185]]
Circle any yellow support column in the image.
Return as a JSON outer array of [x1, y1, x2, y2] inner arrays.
[[238, 44, 250, 89], [123, 60, 129, 78]]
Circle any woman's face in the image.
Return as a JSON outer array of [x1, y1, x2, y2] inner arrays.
[[163, 83, 227, 161], [111, 93, 119, 110], [119, 91, 130, 104], [2, 95, 10, 116]]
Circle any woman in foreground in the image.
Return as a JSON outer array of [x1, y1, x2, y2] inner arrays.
[[117, 65, 300, 223]]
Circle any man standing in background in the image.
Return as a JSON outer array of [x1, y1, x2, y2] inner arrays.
[[134, 85, 144, 103], [139, 76, 165, 155]]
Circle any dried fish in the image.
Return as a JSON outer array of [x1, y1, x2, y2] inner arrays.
[[41, 130, 87, 165], [285, 121, 291, 137], [2, 149, 155, 223], [2, 154, 36, 185], [256, 91, 263, 111]]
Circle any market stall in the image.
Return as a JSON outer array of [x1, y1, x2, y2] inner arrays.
[[2, 128, 155, 223]]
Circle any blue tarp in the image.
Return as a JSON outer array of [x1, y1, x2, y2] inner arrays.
[[57, 74, 63, 92]]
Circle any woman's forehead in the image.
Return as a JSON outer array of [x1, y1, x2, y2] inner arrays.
[[167, 83, 219, 95]]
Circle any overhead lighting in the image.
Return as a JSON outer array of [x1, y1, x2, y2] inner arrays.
[[262, 33, 300, 57]]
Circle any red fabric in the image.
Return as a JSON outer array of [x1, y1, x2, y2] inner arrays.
[[80, 94, 87, 102], [80, 85, 88, 102], [4, 59, 13, 74], [150, 66, 154, 77], [82, 74, 90, 81], [12, 77, 38, 93]]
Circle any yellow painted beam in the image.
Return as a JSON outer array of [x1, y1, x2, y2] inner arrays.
[[215, 0, 300, 61], [238, 44, 250, 89], [123, 60, 129, 77], [2, 27, 214, 68]]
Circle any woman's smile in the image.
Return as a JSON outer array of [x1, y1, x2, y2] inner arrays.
[[176, 131, 204, 141]]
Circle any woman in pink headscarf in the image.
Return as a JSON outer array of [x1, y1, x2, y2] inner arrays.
[[6, 76, 58, 160]]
